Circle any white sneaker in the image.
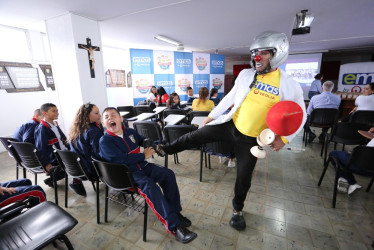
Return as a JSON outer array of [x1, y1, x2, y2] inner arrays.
[[348, 184, 362, 195], [228, 159, 236, 168], [337, 177, 349, 193]]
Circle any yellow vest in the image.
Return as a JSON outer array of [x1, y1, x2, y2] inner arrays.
[[233, 69, 281, 137]]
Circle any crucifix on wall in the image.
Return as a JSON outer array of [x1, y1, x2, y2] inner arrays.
[[78, 37, 100, 78]]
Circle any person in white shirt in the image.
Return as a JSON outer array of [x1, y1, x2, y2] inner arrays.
[[146, 85, 157, 103], [352, 83, 374, 112]]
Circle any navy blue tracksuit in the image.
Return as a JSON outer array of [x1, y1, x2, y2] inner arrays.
[[13, 118, 40, 144], [99, 127, 182, 233]]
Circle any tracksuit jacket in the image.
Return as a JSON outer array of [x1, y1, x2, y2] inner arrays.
[[13, 118, 40, 144]]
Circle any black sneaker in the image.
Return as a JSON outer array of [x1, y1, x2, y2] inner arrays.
[[155, 144, 166, 157], [229, 211, 246, 230], [175, 226, 197, 244], [69, 181, 87, 196], [44, 178, 53, 187], [178, 213, 192, 227]]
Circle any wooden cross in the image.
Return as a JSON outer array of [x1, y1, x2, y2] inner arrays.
[[78, 38, 100, 78]]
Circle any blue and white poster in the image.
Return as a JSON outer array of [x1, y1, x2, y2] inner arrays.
[[130, 49, 225, 105]]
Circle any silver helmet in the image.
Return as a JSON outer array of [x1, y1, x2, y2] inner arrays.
[[249, 31, 289, 70]]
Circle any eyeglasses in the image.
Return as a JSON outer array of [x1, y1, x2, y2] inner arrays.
[[84, 102, 91, 109]]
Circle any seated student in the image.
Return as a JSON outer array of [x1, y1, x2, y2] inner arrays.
[[99, 107, 197, 244], [156, 86, 169, 105], [330, 127, 374, 195], [146, 85, 157, 103], [209, 88, 221, 106], [13, 109, 44, 144], [68, 103, 103, 196], [166, 92, 186, 109], [186, 86, 196, 104], [192, 87, 215, 112], [0, 178, 46, 208], [34, 103, 67, 187]]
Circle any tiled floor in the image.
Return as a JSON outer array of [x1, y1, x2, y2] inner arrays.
[[1, 129, 373, 249]]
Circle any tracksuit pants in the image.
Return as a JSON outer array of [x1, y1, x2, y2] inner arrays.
[[164, 120, 258, 212], [133, 163, 182, 233], [0, 178, 46, 207]]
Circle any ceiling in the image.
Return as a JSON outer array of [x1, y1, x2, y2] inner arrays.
[[0, 0, 373, 61]]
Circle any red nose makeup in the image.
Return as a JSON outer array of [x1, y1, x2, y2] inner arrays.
[[254, 55, 261, 62]]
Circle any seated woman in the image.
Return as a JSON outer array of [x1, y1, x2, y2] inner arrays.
[[146, 85, 157, 104], [156, 86, 169, 105], [68, 103, 104, 196], [192, 87, 215, 111], [166, 92, 186, 109], [209, 88, 220, 106], [329, 127, 374, 195]]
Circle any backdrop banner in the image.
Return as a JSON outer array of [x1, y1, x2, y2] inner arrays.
[[130, 49, 225, 105], [337, 62, 374, 93]]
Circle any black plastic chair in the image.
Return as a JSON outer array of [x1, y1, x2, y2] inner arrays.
[[9, 141, 59, 204], [303, 108, 340, 146], [92, 159, 148, 242], [318, 145, 374, 208], [117, 106, 137, 124], [349, 110, 374, 127], [163, 125, 199, 169], [0, 137, 26, 179], [322, 122, 370, 165], [189, 111, 210, 125], [54, 150, 100, 220], [134, 105, 154, 116], [0, 200, 78, 249]]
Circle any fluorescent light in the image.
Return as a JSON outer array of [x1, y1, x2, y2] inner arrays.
[[299, 15, 314, 28], [154, 35, 182, 46]]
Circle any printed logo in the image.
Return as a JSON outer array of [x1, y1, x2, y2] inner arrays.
[[135, 79, 152, 94], [195, 80, 208, 86], [177, 78, 191, 91], [195, 57, 207, 71], [255, 81, 280, 96], [176, 59, 191, 67], [156, 81, 173, 87], [212, 78, 223, 90], [129, 135, 136, 143], [342, 73, 374, 85], [253, 89, 259, 94], [132, 57, 151, 67], [212, 60, 224, 68], [157, 55, 172, 70], [351, 86, 362, 92]]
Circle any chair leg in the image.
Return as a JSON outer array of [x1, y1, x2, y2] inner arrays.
[[54, 171, 58, 206], [323, 140, 330, 166], [200, 148, 203, 182], [320, 136, 325, 157], [165, 155, 168, 168], [208, 154, 211, 169], [96, 181, 100, 224], [23, 168, 26, 178], [318, 158, 330, 186], [59, 235, 74, 250], [35, 173, 37, 185], [332, 169, 340, 208], [173, 154, 177, 164], [204, 152, 207, 168], [143, 203, 148, 242], [16, 165, 19, 180], [91, 181, 96, 192], [366, 177, 374, 192], [105, 185, 109, 222], [176, 153, 179, 164], [65, 175, 68, 208]]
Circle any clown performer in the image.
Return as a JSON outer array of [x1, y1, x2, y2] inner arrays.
[[158, 31, 307, 231]]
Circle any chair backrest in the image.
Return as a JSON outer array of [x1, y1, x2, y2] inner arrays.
[[92, 159, 138, 192], [330, 122, 370, 145], [134, 105, 154, 116], [0, 137, 22, 164], [163, 125, 197, 143], [309, 108, 340, 126], [117, 106, 135, 118], [349, 110, 374, 127], [8, 141, 44, 171], [163, 109, 188, 119], [133, 121, 163, 142], [54, 149, 88, 179], [347, 145, 374, 175], [205, 141, 234, 155]]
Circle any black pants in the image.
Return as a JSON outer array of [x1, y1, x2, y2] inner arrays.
[[164, 120, 257, 211]]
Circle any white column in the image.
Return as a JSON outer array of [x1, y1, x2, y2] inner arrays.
[[45, 13, 108, 133]]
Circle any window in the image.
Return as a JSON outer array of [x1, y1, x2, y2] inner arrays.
[[0, 25, 31, 61]]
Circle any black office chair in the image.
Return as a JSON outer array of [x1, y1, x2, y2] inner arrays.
[[9, 141, 59, 204], [134, 105, 154, 116], [0, 200, 78, 249], [189, 111, 210, 125], [0, 137, 26, 179], [318, 145, 374, 208], [163, 125, 198, 169], [92, 159, 148, 242], [322, 122, 370, 165], [303, 108, 340, 146], [349, 110, 374, 127], [54, 150, 100, 221]]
